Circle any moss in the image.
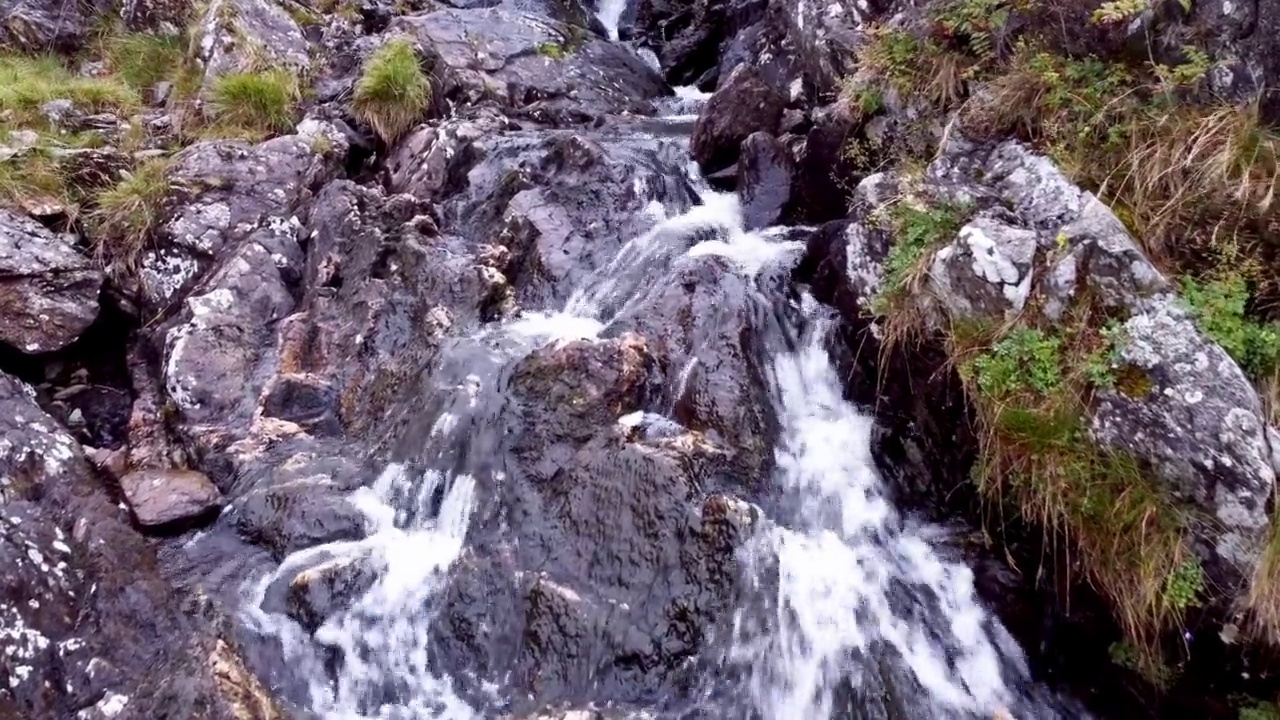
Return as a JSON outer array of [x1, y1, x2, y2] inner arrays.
[[208, 69, 299, 138], [89, 157, 172, 270], [1114, 364, 1153, 399], [1241, 701, 1280, 720], [536, 41, 568, 59], [352, 38, 430, 143]]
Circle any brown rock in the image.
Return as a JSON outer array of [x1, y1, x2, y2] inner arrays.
[[690, 64, 786, 175], [119, 468, 223, 527]]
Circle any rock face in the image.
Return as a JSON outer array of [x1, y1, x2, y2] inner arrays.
[[801, 135, 1279, 606], [0, 208, 103, 354], [119, 468, 223, 528], [0, 371, 279, 720], [0, 0, 95, 52], [191, 0, 310, 88]]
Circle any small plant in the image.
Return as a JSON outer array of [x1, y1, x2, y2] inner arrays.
[[90, 157, 172, 270], [1082, 321, 1126, 389], [536, 41, 567, 60], [0, 151, 70, 211], [101, 32, 186, 91], [208, 70, 299, 138], [932, 0, 1012, 59], [352, 39, 430, 143], [1241, 701, 1280, 720], [1163, 557, 1203, 612], [1180, 276, 1280, 379], [874, 200, 969, 309], [1091, 0, 1150, 24], [0, 56, 140, 128], [972, 327, 1063, 398]]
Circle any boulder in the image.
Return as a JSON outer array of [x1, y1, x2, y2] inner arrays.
[[119, 468, 224, 528], [0, 0, 94, 52], [392, 7, 670, 122], [736, 131, 793, 230], [139, 128, 343, 314], [690, 64, 784, 175], [0, 208, 103, 354], [226, 477, 368, 560], [191, 0, 310, 89], [284, 550, 383, 631]]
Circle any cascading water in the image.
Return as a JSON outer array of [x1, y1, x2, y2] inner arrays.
[[240, 26, 1086, 713]]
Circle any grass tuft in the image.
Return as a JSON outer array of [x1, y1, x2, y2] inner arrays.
[[90, 157, 172, 270], [100, 33, 187, 92], [0, 55, 141, 129], [208, 70, 300, 139], [352, 39, 430, 143]]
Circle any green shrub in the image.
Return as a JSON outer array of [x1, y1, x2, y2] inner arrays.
[[972, 327, 1064, 398], [1180, 276, 1280, 379], [352, 39, 430, 142], [90, 158, 172, 269], [873, 200, 968, 311], [208, 70, 299, 138]]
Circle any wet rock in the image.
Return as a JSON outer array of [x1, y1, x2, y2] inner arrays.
[[607, 253, 785, 491], [631, 0, 763, 86], [392, 7, 669, 121], [736, 131, 793, 230], [260, 372, 342, 436], [385, 111, 510, 203], [0, 0, 94, 52], [285, 550, 383, 631], [226, 477, 368, 560], [119, 468, 224, 528], [191, 0, 310, 89], [48, 383, 132, 449], [0, 371, 279, 719], [437, 129, 696, 307], [690, 64, 784, 175], [0, 208, 104, 354], [788, 98, 869, 224], [140, 130, 342, 314]]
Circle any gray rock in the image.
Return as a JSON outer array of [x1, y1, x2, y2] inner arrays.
[[392, 7, 669, 121], [0, 0, 93, 52], [191, 0, 310, 90], [226, 477, 368, 560], [691, 64, 785, 174], [119, 468, 224, 527], [1094, 298, 1275, 590], [927, 212, 1039, 322], [285, 550, 384, 631], [121, 0, 194, 33], [140, 128, 343, 314], [0, 208, 103, 354]]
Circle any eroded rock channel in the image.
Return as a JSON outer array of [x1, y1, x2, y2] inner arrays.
[[3, 0, 1280, 718]]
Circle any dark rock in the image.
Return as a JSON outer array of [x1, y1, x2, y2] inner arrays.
[[260, 372, 342, 436], [392, 7, 670, 122], [285, 550, 383, 631], [119, 468, 224, 528], [120, 0, 193, 33], [0, 371, 282, 719], [788, 98, 867, 224], [226, 477, 368, 560], [690, 64, 784, 175], [0, 208, 103, 354], [49, 383, 132, 449], [736, 131, 793, 230], [0, 0, 94, 52]]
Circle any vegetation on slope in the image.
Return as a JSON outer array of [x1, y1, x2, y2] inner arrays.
[[841, 0, 1280, 697], [352, 38, 430, 142]]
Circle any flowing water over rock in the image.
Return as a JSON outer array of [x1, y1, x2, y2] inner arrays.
[[240, 96, 1088, 715]]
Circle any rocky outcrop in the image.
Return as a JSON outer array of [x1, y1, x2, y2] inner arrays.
[[690, 64, 784, 175], [0, 0, 95, 52], [119, 467, 223, 528], [0, 209, 103, 354], [392, 7, 670, 123], [0, 371, 279, 719], [191, 0, 310, 88]]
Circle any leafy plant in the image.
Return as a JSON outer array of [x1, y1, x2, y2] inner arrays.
[[1163, 557, 1203, 612], [972, 327, 1064, 398], [352, 39, 430, 143], [874, 200, 969, 309], [932, 0, 1012, 59], [1181, 276, 1280, 379], [1241, 701, 1280, 720]]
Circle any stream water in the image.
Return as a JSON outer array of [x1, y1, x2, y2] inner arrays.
[[240, 18, 1088, 720]]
